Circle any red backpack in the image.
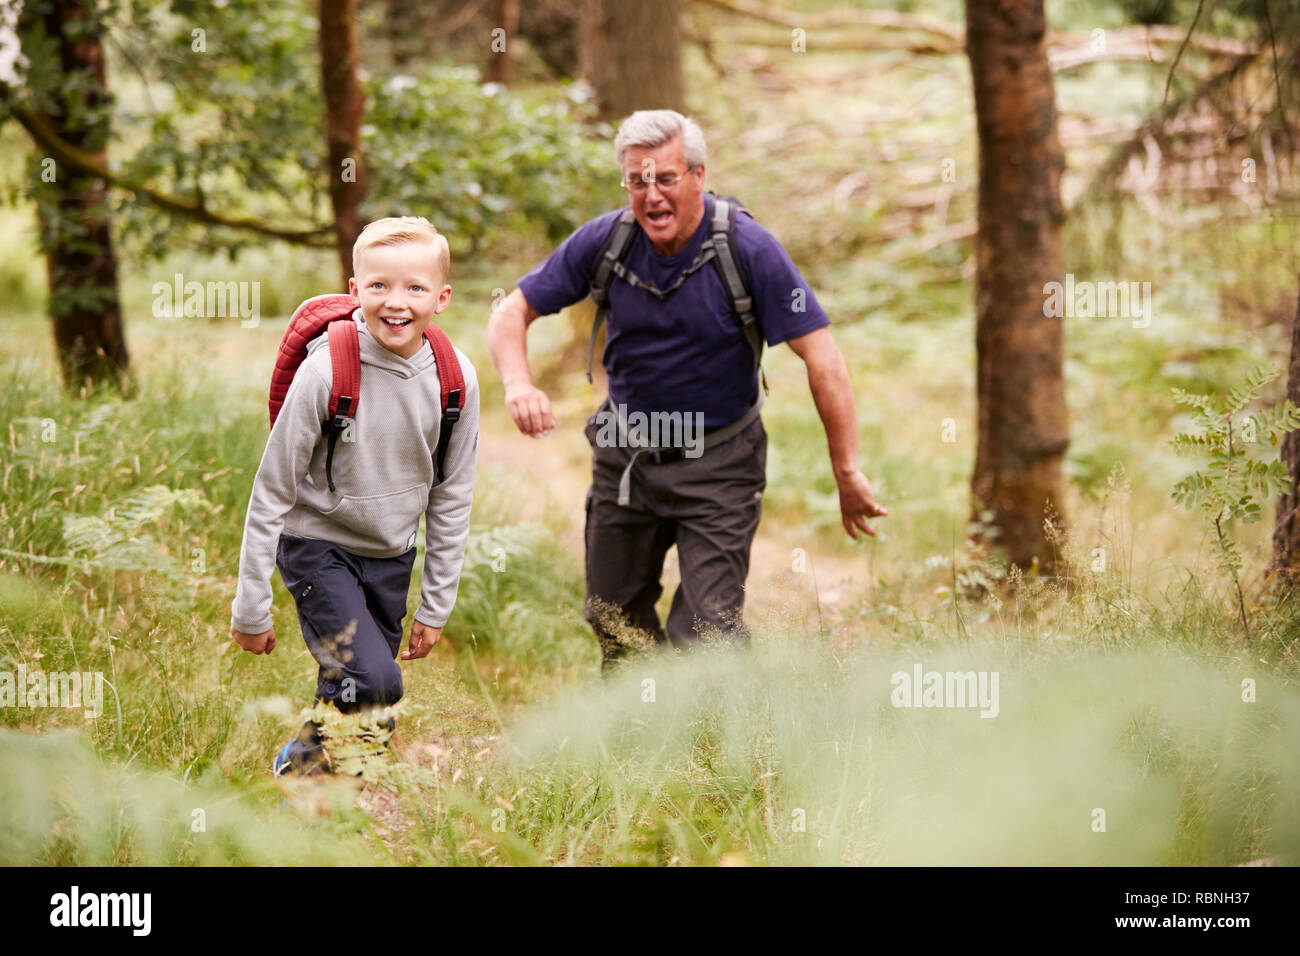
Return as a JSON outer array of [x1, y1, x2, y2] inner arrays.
[[268, 293, 465, 492]]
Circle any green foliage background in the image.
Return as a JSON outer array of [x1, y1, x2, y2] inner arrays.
[[2, 0, 1300, 865]]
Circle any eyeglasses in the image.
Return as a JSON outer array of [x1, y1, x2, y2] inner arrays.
[[621, 171, 691, 193]]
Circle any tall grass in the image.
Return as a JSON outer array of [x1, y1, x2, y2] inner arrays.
[[3, 304, 1299, 864], [448, 638, 1299, 866], [4, 0, 1299, 862], [0, 728, 380, 865]]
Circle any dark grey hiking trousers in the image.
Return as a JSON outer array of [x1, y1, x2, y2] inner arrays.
[[274, 534, 415, 771], [582, 406, 767, 665]]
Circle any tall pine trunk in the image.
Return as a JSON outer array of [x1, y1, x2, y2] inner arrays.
[[26, 0, 128, 392], [965, 0, 1070, 579], [580, 0, 684, 120], [320, 0, 367, 288]]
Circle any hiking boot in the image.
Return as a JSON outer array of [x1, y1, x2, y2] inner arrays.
[[271, 740, 294, 777], [271, 721, 332, 776], [598, 633, 635, 675]]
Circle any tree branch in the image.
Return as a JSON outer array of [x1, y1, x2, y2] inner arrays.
[[1163, 0, 1207, 106], [4, 95, 335, 246]]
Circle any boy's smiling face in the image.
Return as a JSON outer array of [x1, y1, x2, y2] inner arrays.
[[348, 242, 452, 359]]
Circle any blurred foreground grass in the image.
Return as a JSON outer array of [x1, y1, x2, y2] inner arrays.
[[2, 311, 1299, 865], [3, 636, 1297, 865]]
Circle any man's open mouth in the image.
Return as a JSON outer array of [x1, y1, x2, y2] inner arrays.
[[381, 317, 412, 328], [647, 210, 673, 227]]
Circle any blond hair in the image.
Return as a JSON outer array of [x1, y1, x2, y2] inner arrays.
[[352, 216, 451, 283]]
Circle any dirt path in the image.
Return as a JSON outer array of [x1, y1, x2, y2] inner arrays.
[[476, 410, 867, 628]]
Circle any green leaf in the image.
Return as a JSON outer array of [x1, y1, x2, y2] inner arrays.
[[1224, 364, 1278, 413]]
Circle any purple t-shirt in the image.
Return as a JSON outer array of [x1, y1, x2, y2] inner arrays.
[[517, 193, 830, 428]]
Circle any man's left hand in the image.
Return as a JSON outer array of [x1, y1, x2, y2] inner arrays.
[[836, 470, 888, 540], [403, 621, 443, 660]]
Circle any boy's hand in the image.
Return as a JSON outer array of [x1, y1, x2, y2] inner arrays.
[[231, 626, 276, 654], [403, 621, 442, 660]]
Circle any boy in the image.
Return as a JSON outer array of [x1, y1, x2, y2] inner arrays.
[[229, 216, 479, 775]]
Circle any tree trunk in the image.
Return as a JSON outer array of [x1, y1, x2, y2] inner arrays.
[[519, 0, 583, 80], [580, 0, 685, 120], [320, 0, 368, 288], [484, 0, 520, 86], [380, 0, 435, 69], [24, 0, 128, 393], [1269, 281, 1300, 591], [965, 0, 1069, 579]]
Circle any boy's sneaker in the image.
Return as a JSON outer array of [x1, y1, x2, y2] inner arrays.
[[271, 740, 295, 777], [271, 730, 332, 777]]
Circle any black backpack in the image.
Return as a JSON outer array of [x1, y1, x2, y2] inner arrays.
[[586, 192, 768, 394]]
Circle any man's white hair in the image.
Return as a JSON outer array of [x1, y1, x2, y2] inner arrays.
[[614, 110, 707, 170]]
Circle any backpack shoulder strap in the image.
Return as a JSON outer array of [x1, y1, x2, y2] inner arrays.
[[324, 319, 361, 422], [422, 323, 465, 484], [587, 208, 639, 384], [709, 196, 768, 395], [269, 294, 359, 493], [320, 318, 361, 493], [269, 293, 356, 427]]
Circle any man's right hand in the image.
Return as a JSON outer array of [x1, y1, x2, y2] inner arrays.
[[505, 380, 556, 437], [488, 289, 554, 438], [231, 626, 276, 654]]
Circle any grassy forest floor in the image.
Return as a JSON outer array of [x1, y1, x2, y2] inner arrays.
[[2, 1, 1300, 864]]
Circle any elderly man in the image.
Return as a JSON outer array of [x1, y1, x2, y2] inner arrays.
[[488, 110, 886, 669]]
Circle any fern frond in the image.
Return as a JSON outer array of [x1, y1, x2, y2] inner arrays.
[[1224, 365, 1278, 413], [61, 485, 209, 575], [1250, 400, 1300, 443], [1169, 432, 1218, 455], [1171, 472, 1211, 508], [1170, 386, 1228, 421]]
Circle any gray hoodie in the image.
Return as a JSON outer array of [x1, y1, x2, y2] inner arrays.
[[230, 310, 478, 634]]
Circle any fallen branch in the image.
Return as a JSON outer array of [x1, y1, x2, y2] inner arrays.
[[1080, 23, 1253, 60], [1079, 51, 1260, 206], [697, 0, 1256, 63], [1045, 30, 1244, 73], [723, 28, 956, 55], [696, 0, 962, 45], [895, 220, 977, 258], [705, 27, 1252, 70]]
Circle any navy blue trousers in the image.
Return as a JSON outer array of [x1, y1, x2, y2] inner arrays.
[[274, 534, 416, 772]]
